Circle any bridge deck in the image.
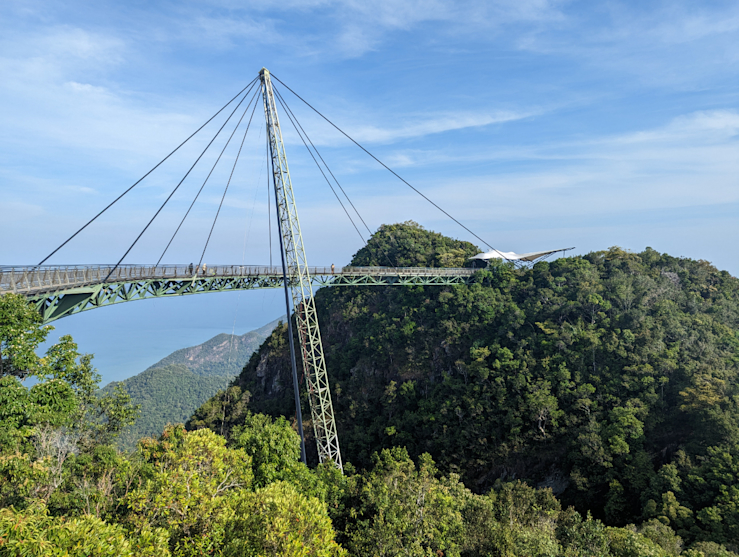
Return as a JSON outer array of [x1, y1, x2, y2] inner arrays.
[[0, 264, 478, 323]]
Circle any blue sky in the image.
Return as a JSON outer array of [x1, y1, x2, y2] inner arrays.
[[1, 0, 738, 384]]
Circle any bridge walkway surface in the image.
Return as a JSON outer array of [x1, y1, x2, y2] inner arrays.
[[0, 264, 478, 323]]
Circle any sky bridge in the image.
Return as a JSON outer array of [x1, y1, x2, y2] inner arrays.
[[1, 68, 562, 470], [0, 264, 477, 324]]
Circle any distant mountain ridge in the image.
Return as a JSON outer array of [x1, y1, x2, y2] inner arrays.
[[106, 318, 281, 447], [146, 319, 281, 377]]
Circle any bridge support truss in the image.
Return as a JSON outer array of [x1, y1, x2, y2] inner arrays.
[[0, 264, 476, 323], [260, 68, 342, 469]]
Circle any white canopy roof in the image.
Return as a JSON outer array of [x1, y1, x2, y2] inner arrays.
[[469, 247, 574, 263]]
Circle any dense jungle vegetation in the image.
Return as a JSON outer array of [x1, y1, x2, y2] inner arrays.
[[191, 221, 739, 555], [102, 322, 275, 446], [103, 364, 232, 448], [1, 222, 739, 555]]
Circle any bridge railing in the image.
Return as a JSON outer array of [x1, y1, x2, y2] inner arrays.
[[340, 266, 475, 276], [0, 265, 279, 294], [0, 264, 476, 296]]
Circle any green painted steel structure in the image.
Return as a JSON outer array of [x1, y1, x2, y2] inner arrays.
[[260, 68, 345, 469], [0, 264, 477, 324]]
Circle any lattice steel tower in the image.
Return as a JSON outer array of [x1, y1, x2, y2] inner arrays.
[[260, 68, 342, 469]]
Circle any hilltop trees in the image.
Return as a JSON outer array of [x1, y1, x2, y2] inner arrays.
[[350, 221, 480, 268], [0, 294, 139, 512], [194, 222, 739, 552], [0, 291, 49, 379]]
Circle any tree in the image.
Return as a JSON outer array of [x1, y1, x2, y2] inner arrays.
[[684, 542, 739, 557], [39, 335, 139, 450], [0, 503, 169, 557], [463, 481, 563, 557], [606, 525, 674, 557], [223, 481, 346, 557], [195, 232, 739, 547], [0, 293, 50, 379], [0, 296, 139, 454], [350, 221, 479, 268], [230, 411, 302, 488], [345, 448, 466, 557], [126, 425, 253, 556]]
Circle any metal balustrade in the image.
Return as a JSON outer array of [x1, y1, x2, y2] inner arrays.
[[0, 264, 476, 297], [0, 264, 478, 323]]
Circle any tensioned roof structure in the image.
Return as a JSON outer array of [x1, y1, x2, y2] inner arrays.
[[469, 247, 574, 263]]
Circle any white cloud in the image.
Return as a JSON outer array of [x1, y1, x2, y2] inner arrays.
[[324, 0, 568, 56], [275, 107, 738, 251], [0, 26, 225, 178], [175, 15, 278, 50], [1, 3, 737, 253], [65, 81, 110, 95], [643, 110, 739, 140], [515, 3, 739, 88], [349, 110, 532, 143], [164, 0, 567, 58], [396, 109, 739, 222], [63, 185, 99, 195], [0, 26, 126, 74], [647, 7, 739, 45]]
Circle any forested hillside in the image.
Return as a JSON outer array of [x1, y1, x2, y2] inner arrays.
[[6, 290, 725, 557], [192, 221, 739, 551], [2, 222, 739, 555], [103, 320, 278, 445], [107, 364, 232, 447], [145, 320, 279, 377]]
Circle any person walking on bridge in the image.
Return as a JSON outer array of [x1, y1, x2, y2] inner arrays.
[[331, 264, 335, 275], [202, 263, 207, 276]]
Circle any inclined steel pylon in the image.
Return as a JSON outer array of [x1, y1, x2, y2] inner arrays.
[[259, 68, 343, 469]]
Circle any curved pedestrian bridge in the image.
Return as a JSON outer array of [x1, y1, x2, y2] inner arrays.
[[0, 264, 477, 323]]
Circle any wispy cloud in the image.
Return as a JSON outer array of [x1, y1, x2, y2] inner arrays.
[[165, 0, 567, 58], [282, 107, 739, 250], [614, 110, 739, 144], [515, 2, 739, 88], [0, 26, 222, 174], [2, 2, 738, 257], [349, 110, 533, 143], [395, 109, 739, 222]]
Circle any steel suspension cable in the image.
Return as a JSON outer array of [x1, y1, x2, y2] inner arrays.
[[103, 85, 254, 282], [38, 77, 258, 266], [270, 74, 508, 259], [274, 86, 373, 239], [198, 86, 261, 267], [266, 130, 273, 267], [273, 91, 366, 244], [274, 88, 397, 269], [156, 87, 261, 266]]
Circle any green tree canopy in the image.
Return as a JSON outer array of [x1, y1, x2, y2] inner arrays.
[[350, 221, 480, 268], [0, 292, 50, 378]]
